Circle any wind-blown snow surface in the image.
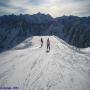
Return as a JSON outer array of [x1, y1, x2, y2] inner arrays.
[[0, 36, 90, 90]]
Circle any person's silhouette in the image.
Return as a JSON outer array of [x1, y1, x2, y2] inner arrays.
[[41, 38, 43, 48], [47, 38, 50, 52]]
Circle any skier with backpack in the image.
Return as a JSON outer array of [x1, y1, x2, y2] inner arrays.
[[47, 38, 50, 52]]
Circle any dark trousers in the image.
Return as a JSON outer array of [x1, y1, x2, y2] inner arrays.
[[47, 44, 50, 51], [41, 43, 43, 47]]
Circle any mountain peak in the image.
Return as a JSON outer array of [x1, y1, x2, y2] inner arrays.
[[33, 12, 52, 18]]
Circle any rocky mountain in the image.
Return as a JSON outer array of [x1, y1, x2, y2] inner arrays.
[[48, 16, 90, 48], [0, 13, 53, 52], [0, 13, 90, 52]]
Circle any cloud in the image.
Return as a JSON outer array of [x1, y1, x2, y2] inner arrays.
[[0, 0, 90, 17]]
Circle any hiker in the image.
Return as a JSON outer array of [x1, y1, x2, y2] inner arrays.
[[41, 38, 43, 48], [47, 38, 50, 52]]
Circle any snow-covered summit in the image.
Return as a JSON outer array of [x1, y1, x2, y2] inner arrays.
[[0, 36, 90, 90]]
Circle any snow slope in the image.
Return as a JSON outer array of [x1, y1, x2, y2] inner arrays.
[[0, 36, 90, 90]]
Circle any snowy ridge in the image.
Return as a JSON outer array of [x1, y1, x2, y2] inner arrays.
[[0, 36, 90, 90], [54, 36, 90, 56]]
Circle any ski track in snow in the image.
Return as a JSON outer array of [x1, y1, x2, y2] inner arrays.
[[0, 36, 90, 90]]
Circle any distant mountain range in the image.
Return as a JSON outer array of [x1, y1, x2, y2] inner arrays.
[[0, 13, 90, 52]]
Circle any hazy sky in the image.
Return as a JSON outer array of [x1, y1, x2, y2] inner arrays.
[[0, 0, 90, 17]]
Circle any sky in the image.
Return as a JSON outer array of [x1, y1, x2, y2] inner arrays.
[[0, 0, 90, 17]]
